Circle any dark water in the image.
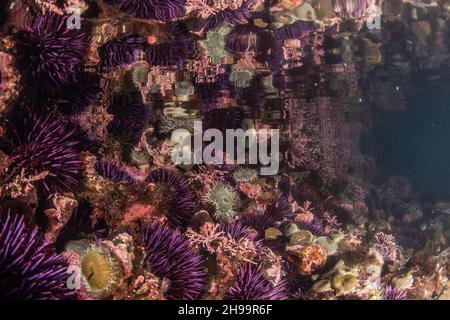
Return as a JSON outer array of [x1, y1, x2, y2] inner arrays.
[[368, 80, 450, 194]]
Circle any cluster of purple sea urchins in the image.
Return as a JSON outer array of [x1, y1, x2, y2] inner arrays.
[[1, 0, 449, 301], [0, 3, 376, 301]]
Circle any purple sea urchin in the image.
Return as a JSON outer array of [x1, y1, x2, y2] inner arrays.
[[95, 159, 136, 184], [225, 263, 288, 300], [225, 25, 277, 68], [98, 34, 146, 70], [144, 35, 194, 67], [219, 221, 256, 241], [274, 21, 316, 42], [105, 0, 187, 21], [381, 285, 407, 300], [135, 223, 205, 300], [225, 25, 263, 54], [0, 112, 88, 194], [203, 2, 253, 32], [299, 218, 329, 237], [0, 213, 74, 299], [241, 212, 275, 235], [13, 13, 88, 94], [99, 29, 194, 69], [146, 168, 196, 228], [108, 91, 152, 146], [266, 194, 291, 221], [55, 201, 108, 252], [196, 76, 233, 112], [58, 72, 101, 115], [225, 194, 286, 241]]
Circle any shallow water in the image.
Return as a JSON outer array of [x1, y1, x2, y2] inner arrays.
[[1, 0, 450, 301]]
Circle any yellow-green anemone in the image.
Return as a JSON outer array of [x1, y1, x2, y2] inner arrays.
[[81, 248, 114, 292], [66, 240, 124, 299], [332, 273, 357, 294]]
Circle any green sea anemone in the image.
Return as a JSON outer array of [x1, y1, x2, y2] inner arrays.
[[199, 25, 232, 64], [232, 167, 258, 184], [204, 182, 238, 223], [229, 65, 254, 88], [131, 62, 150, 87], [159, 116, 195, 135]]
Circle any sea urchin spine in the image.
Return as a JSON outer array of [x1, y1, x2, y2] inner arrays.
[[146, 168, 196, 228], [225, 263, 288, 300], [13, 13, 88, 94], [1, 112, 88, 194], [135, 222, 206, 300], [0, 213, 74, 300]]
